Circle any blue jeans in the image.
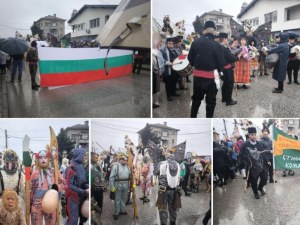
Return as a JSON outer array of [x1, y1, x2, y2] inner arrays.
[[11, 59, 23, 80]]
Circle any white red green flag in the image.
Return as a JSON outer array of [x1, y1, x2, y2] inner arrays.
[[38, 47, 133, 87]]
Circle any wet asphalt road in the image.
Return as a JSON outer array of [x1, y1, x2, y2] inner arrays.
[[213, 171, 300, 225], [153, 70, 300, 118], [2, 63, 150, 118], [99, 182, 211, 225]]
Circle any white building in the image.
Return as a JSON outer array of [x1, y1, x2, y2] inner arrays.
[[198, 9, 233, 36], [68, 4, 118, 41], [66, 121, 89, 148], [237, 0, 300, 35], [138, 122, 179, 148]]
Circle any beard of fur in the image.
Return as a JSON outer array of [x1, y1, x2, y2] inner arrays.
[[0, 205, 19, 224]]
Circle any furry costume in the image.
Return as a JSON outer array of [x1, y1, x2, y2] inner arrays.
[[30, 150, 65, 225], [0, 189, 26, 225], [0, 149, 25, 208]]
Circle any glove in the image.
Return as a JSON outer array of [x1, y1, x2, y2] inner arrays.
[[132, 183, 136, 190], [214, 70, 220, 90], [111, 187, 116, 192]]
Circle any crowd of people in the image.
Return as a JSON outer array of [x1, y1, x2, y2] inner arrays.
[[0, 146, 89, 225], [91, 139, 211, 225], [153, 19, 300, 117], [214, 125, 297, 200]]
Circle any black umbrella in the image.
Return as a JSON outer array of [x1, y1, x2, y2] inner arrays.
[[0, 38, 29, 55]]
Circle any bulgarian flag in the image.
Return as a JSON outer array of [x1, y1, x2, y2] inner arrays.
[[38, 47, 133, 87], [273, 126, 300, 169]]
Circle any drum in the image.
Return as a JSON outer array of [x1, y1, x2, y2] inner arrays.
[[172, 56, 193, 76]]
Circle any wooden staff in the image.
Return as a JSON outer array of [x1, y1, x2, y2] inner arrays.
[[49, 126, 60, 225], [23, 135, 31, 225]]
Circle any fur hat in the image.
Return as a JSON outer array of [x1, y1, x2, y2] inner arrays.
[[204, 21, 216, 30]]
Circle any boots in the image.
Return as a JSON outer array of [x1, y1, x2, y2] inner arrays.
[[32, 80, 39, 90]]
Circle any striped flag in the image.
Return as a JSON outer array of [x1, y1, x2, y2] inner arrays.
[[38, 47, 133, 87]]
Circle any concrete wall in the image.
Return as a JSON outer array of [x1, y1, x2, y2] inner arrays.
[[38, 19, 65, 36]]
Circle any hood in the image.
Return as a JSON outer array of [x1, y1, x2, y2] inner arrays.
[[279, 33, 289, 43], [72, 148, 87, 163]]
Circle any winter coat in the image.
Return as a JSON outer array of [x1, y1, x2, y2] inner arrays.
[[259, 136, 273, 161], [267, 39, 289, 82]]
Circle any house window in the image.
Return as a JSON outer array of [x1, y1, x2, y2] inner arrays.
[[52, 22, 57, 27], [105, 15, 110, 23], [286, 9, 291, 21], [289, 120, 294, 124], [217, 18, 223, 23], [77, 23, 85, 31], [264, 11, 277, 23], [251, 17, 259, 26], [71, 134, 77, 140], [172, 139, 175, 144], [90, 18, 100, 28]]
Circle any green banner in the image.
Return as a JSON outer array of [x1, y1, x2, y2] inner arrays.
[[273, 126, 300, 170]]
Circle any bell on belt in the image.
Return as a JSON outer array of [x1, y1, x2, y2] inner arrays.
[[42, 189, 59, 213], [81, 199, 90, 218]]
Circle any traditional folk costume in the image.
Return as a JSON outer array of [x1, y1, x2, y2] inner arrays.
[[188, 21, 225, 118], [287, 33, 300, 84], [65, 148, 89, 225], [0, 149, 25, 208], [109, 154, 131, 220], [140, 157, 153, 202], [30, 150, 65, 225], [0, 189, 26, 225], [154, 151, 181, 225], [234, 42, 251, 87]]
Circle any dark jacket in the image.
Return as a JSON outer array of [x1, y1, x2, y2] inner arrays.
[[267, 37, 289, 82], [188, 33, 224, 73], [259, 136, 273, 161], [11, 54, 24, 61], [221, 44, 238, 68], [160, 46, 179, 76], [213, 142, 228, 169], [240, 141, 268, 178]]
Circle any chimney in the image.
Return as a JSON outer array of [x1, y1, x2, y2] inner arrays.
[[164, 122, 167, 126], [53, 14, 56, 17], [219, 9, 222, 13]]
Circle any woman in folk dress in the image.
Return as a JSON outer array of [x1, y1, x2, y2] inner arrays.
[[234, 37, 251, 89]]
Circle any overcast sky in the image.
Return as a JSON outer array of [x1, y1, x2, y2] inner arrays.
[[0, 119, 88, 158], [91, 119, 212, 156], [153, 0, 251, 34], [213, 118, 265, 140], [0, 0, 121, 38]]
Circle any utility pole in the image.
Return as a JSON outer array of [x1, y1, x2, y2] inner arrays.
[[223, 119, 228, 139], [5, 129, 7, 148]]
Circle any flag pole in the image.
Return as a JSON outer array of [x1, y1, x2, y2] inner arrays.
[[271, 124, 276, 186]]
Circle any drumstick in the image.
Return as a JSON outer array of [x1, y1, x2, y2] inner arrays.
[[172, 61, 183, 65]]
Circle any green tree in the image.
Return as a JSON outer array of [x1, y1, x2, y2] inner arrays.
[[193, 16, 204, 35], [140, 124, 161, 147], [57, 128, 74, 164], [31, 21, 44, 40]]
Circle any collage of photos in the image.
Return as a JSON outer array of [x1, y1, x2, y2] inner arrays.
[[0, 0, 300, 224]]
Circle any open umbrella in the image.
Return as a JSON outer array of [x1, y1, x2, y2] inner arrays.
[[0, 38, 29, 55], [0, 51, 10, 60]]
